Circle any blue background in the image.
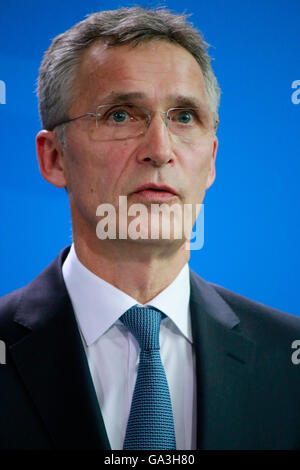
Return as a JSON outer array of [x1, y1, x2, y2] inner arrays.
[[0, 0, 299, 316]]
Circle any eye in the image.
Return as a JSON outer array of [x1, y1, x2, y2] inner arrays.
[[108, 108, 131, 123], [178, 111, 192, 123], [172, 109, 198, 125], [100, 105, 147, 126]]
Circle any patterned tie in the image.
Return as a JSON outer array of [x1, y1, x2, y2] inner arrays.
[[120, 306, 176, 450]]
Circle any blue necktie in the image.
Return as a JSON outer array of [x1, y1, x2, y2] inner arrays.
[[120, 306, 176, 450]]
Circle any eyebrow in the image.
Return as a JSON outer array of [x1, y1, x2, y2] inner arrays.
[[166, 94, 207, 110], [101, 91, 146, 104], [100, 91, 209, 112]]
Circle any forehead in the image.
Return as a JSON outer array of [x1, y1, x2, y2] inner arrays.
[[72, 40, 208, 111]]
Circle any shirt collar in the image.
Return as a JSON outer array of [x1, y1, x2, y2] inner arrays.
[[62, 244, 192, 346]]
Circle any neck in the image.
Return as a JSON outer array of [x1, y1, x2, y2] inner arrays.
[[73, 234, 190, 304]]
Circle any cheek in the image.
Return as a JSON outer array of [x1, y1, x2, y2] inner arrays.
[[183, 140, 215, 199], [67, 139, 137, 206], [100, 139, 135, 167], [94, 140, 136, 190], [66, 138, 131, 178], [184, 140, 214, 176]]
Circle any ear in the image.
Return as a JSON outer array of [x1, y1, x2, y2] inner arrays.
[[205, 135, 218, 189], [36, 130, 67, 188]]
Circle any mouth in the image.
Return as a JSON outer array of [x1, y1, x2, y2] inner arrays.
[[132, 183, 179, 201]]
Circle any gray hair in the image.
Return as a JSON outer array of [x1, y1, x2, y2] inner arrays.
[[37, 7, 221, 144]]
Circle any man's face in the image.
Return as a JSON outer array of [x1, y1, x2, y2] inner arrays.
[[61, 40, 218, 244]]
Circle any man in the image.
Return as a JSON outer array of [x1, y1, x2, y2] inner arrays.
[[1, 7, 300, 450]]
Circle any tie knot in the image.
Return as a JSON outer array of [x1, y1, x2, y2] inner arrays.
[[120, 306, 162, 351]]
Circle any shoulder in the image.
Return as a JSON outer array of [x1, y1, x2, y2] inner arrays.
[[0, 283, 25, 323], [212, 281, 299, 325], [0, 285, 34, 346], [189, 269, 300, 340], [0, 247, 71, 342]]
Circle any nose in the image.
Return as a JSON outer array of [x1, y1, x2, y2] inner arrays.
[[135, 112, 174, 167]]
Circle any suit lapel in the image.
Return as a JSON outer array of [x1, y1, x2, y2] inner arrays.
[[9, 247, 110, 450], [7, 247, 257, 450], [190, 271, 257, 449]]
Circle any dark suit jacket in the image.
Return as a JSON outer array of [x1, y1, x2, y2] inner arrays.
[[1, 246, 300, 450]]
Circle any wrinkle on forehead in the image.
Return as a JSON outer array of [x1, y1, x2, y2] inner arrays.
[[71, 40, 209, 115]]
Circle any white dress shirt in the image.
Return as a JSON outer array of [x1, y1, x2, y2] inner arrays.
[[62, 244, 197, 450]]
